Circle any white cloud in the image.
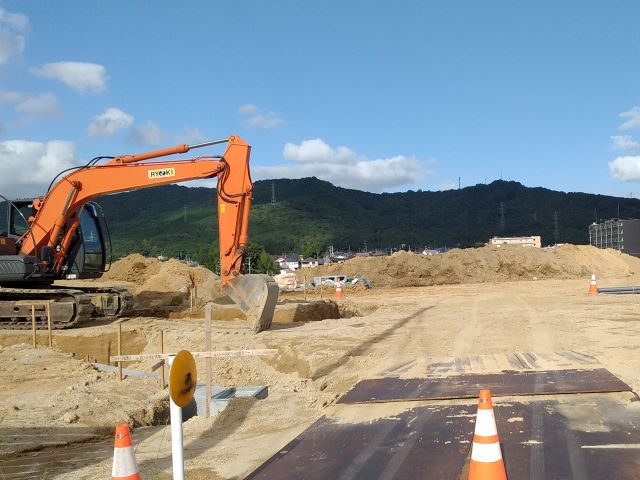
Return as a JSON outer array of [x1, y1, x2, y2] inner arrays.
[[31, 62, 108, 94], [0, 8, 28, 30], [609, 156, 640, 181], [87, 107, 133, 138], [129, 121, 165, 146], [239, 104, 284, 129], [15, 93, 61, 123], [0, 8, 28, 67], [174, 126, 207, 144], [252, 138, 425, 192], [127, 122, 208, 147], [238, 104, 258, 115], [0, 140, 81, 197], [246, 113, 284, 129], [610, 135, 640, 152], [437, 181, 458, 191], [619, 107, 640, 131], [0, 90, 23, 107]]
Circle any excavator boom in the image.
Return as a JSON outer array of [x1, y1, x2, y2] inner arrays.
[[1, 134, 277, 332]]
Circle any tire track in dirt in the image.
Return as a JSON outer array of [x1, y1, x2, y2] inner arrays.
[[513, 294, 588, 479], [449, 295, 484, 358]]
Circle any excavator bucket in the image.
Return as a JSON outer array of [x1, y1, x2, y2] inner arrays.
[[224, 274, 279, 333]]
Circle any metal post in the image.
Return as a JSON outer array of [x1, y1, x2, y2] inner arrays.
[[160, 330, 165, 389], [320, 280, 323, 299], [117, 323, 123, 381], [31, 305, 36, 347], [47, 302, 52, 348], [205, 303, 212, 418], [304, 275, 307, 301], [168, 354, 185, 480]]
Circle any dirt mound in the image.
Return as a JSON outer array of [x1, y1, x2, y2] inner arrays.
[[101, 254, 225, 308], [101, 253, 162, 284], [302, 244, 640, 288]]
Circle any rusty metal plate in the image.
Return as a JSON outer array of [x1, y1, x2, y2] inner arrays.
[[337, 368, 631, 404], [246, 405, 471, 480], [245, 395, 640, 480]]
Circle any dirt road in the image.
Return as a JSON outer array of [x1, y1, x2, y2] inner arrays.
[[2, 273, 640, 479]]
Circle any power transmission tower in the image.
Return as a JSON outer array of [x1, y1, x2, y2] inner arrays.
[[271, 180, 276, 205]]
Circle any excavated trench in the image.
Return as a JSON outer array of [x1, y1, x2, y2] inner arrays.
[[0, 327, 148, 364], [0, 296, 376, 478]]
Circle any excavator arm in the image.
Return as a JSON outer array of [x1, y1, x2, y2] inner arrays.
[[19, 134, 276, 332]]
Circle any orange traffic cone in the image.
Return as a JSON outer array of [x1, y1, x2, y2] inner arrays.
[[112, 424, 140, 480], [468, 389, 507, 480], [335, 280, 344, 299], [588, 273, 598, 295]]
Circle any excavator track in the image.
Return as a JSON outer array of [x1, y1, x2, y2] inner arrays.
[[0, 286, 133, 329]]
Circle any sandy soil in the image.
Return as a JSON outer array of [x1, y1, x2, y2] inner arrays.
[[1, 246, 640, 479]]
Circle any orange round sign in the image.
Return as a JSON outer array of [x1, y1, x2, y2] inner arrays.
[[169, 350, 197, 408]]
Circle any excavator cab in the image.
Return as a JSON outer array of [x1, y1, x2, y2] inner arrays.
[[0, 199, 109, 283], [0, 198, 32, 250], [63, 202, 109, 279], [0, 199, 38, 283]]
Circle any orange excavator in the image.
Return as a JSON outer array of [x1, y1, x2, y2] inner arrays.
[[0, 134, 278, 332]]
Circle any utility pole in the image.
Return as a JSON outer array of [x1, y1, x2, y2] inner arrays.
[[499, 202, 505, 231], [271, 181, 276, 205], [183, 203, 187, 223]]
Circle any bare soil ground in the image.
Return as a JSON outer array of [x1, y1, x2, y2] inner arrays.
[[1, 246, 640, 479]]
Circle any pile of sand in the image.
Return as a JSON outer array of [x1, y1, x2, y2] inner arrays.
[[302, 244, 640, 288], [101, 254, 224, 308]]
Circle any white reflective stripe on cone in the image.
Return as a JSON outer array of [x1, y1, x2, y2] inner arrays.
[[474, 409, 498, 436], [470, 441, 503, 462], [112, 446, 139, 477]]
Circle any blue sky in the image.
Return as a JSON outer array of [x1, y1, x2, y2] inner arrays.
[[2, 1, 640, 198]]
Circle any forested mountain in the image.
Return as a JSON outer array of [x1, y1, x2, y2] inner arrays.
[[95, 177, 640, 268]]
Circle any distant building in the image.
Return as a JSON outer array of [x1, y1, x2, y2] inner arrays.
[[300, 258, 321, 268], [275, 255, 295, 270], [275, 254, 322, 271], [489, 236, 542, 248], [589, 219, 640, 257]]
